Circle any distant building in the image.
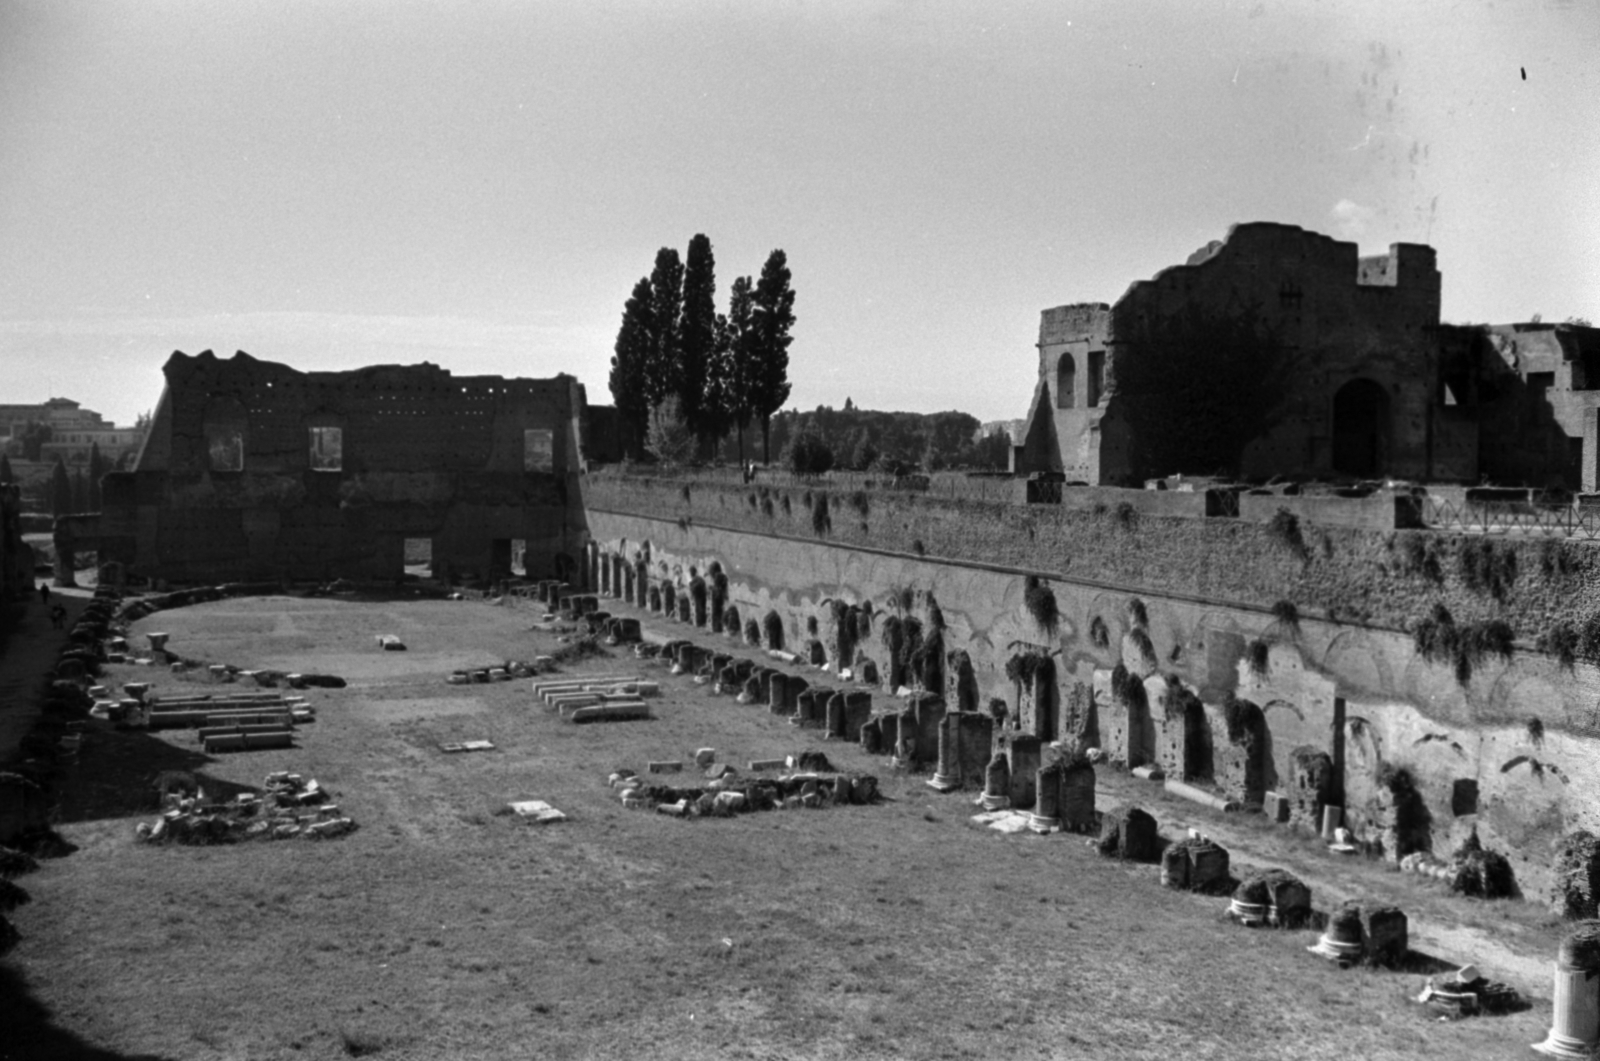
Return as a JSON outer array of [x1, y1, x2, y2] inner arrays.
[[0, 397, 145, 467], [1015, 221, 1600, 489]]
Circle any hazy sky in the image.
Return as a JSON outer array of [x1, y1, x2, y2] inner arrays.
[[3, 0, 1596, 427]]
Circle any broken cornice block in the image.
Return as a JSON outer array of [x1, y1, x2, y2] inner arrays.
[[648, 760, 683, 774]]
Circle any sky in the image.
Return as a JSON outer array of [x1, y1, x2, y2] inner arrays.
[[2, 0, 1597, 428]]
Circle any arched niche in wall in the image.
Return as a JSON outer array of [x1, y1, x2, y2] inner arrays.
[[203, 396, 248, 472], [1057, 354, 1077, 410]]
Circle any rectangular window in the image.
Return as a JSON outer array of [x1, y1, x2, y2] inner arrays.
[[1087, 351, 1106, 407], [208, 430, 243, 472], [524, 429, 554, 472], [309, 427, 343, 471]]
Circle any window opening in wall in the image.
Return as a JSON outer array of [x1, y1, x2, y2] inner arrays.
[[1087, 351, 1105, 407], [404, 538, 433, 579], [524, 428, 554, 472], [308, 426, 343, 471], [1056, 354, 1077, 409], [208, 429, 243, 472], [1527, 372, 1555, 397]]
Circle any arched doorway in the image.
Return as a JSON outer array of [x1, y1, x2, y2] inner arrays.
[[1331, 378, 1390, 477]]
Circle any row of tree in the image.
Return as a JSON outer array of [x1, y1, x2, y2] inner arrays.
[[0, 451, 109, 516], [770, 402, 1011, 474], [609, 235, 795, 464]]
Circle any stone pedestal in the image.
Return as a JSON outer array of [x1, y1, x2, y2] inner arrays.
[[981, 754, 1011, 810], [1535, 962, 1600, 1057], [1030, 759, 1061, 831], [1059, 757, 1097, 833]]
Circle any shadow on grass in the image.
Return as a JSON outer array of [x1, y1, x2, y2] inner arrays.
[[0, 963, 176, 1061], [51, 726, 260, 826]]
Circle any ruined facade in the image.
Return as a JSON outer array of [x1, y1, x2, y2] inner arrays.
[[1018, 222, 1471, 485], [62, 350, 588, 584]]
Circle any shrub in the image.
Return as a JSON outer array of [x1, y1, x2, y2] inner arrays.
[[679, 484, 691, 503], [1112, 501, 1137, 530], [1527, 716, 1544, 747], [849, 490, 870, 517], [724, 605, 740, 633], [1413, 603, 1459, 666], [1579, 613, 1600, 662], [1460, 538, 1517, 602], [1540, 538, 1579, 580], [763, 610, 784, 650], [1088, 615, 1110, 649], [911, 538, 926, 556], [1246, 638, 1269, 677], [744, 618, 761, 645], [1267, 507, 1307, 560], [1221, 693, 1262, 745], [1126, 598, 1149, 631], [1127, 627, 1156, 670], [1270, 599, 1300, 631], [1538, 622, 1579, 670], [811, 493, 832, 536], [1005, 650, 1049, 685], [785, 428, 835, 475], [1396, 535, 1443, 583]]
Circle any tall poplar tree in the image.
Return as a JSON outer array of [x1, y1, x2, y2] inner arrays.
[[88, 441, 105, 510], [0, 454, 13, 483], [748, 249, 796, 463], [724, 276, 757, 466], [644, 248, 684, 431], [678, 234, 717, 450], [609, 277, 654, 459], [50, 457, 71, 516]]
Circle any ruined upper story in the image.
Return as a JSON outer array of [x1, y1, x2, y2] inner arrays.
[[133, 350, 589, 482], [1034, 222, 1443, 412]]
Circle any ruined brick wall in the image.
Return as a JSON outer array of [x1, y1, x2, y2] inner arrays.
[[79, 351, 587, 584], [0, 483, 26, 601], [1018, 222, 1457, 485]]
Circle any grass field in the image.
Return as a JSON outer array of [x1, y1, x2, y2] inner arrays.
[[3, 593, 1558, 1060]]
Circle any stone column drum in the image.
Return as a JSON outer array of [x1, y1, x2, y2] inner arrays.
[[1030, 759, 1062, 832]]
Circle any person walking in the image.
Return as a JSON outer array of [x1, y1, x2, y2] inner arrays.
[[38, 581, 49, 605]]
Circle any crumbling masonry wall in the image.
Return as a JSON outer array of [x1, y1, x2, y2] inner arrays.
[[585, 480, 1600, 899], [67, 351, 588, 585]]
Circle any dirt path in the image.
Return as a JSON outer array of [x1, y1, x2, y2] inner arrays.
[[0, 585, 88, 760]]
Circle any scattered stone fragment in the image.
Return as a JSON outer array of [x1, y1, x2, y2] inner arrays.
[[507, 800, 567, 823], [648, 761, 683, 774]]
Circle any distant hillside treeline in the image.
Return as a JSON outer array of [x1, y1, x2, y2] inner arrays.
[[709, 401, 1009, 472]]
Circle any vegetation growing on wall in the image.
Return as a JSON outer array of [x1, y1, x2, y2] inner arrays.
[[1266, 507, 1307, 561], [1395, 535, 1444, 583], [744, 618, 760, 645], [1246, 638, 1270, 677], [810, 492, 832, 536], [1221, 693, 1263, 746], [1459, 538, 1517, 602], [1540, 538, 1579, 580], [1005, 649, 1050, 686], [723, 605, 740, 633], [1089, 615, 1110, 649], [1024, 575, 1059, 636], [1270, 599, 1300, 633], [1126, 598, 1149, 630], [1415, 603, 1515, 684], [1538, 621, 1580, 670]]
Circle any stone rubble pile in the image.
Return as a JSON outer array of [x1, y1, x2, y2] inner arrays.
[[606, 765, 879, 818], [135, 772, 355, 845]]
